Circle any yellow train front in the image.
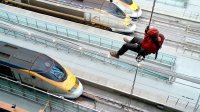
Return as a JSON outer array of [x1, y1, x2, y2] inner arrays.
[[0, 41, 83, 99], [111, 0, 142, 18]]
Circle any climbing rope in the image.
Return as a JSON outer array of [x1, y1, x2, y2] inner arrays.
[[148, 0, 157, 27]]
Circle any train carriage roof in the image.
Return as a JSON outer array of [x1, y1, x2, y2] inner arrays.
[[0, 41, 42, 70]]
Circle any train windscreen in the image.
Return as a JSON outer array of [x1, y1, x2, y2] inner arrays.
[[47, 61, 67, 82], [103, 3, 126, 19], [121, 0, 133, 5], [31, 55, 67, 82]]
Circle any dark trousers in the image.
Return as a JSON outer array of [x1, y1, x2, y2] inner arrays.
[[118, 37, 142, 55]]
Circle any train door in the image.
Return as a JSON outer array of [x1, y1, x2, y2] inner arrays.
[[16, 69, 44, 89], [16, 69, 34, 86], [29, 74, 42, 88], [16, 69, 51, 91], [31, 76, 49, 91], [39, 80, 65, 94], [0, 64, 16, 80]]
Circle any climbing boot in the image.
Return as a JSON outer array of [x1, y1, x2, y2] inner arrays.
[[123, 37, 130, 43], [110, 51, 119, 59]]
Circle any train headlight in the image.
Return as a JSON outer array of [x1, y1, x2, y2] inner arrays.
[[68, 87, 76, 93], [68, 79, 79, 93], [135, 6, 140, 11], [74, 79, 79, 88]]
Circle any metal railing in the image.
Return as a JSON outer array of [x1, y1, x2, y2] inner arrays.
[[0, 75, 98, 112], [155, 0, 189, 8], [0, 8, 177, 67], [166, 95, 200, 112]]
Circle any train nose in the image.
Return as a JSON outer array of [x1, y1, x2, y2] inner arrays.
[[64, 82, 83, 99], [73, 82, 83, 98], [130, 9, 142, 18]]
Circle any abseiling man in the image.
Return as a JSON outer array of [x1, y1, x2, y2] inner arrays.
[[110, 26, 165, 61]]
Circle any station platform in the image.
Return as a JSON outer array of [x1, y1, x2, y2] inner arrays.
[[0, 3, 200, 112]]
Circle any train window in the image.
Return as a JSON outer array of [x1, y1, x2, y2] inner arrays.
[[106, 3, 126, 19], [0, 64, 14, 78], [0, 52, 10, 59], [121, 0, 133, 5], [31, 55, 67, 82], [47, 61, 67, 82]]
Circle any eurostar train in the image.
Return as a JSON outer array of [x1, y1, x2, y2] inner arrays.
[[110, 0, 142, 18], [0, 41, 83, 99], [5, 0, 136, 33]]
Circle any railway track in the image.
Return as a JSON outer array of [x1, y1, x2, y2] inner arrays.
[[75, 91, 144, 112], [69, 78, 181, 112]]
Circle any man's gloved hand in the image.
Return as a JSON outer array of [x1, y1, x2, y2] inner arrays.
[[133, 43, 139, 47], [145, 26, 150, 34], [136, 48, 146, 62]]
